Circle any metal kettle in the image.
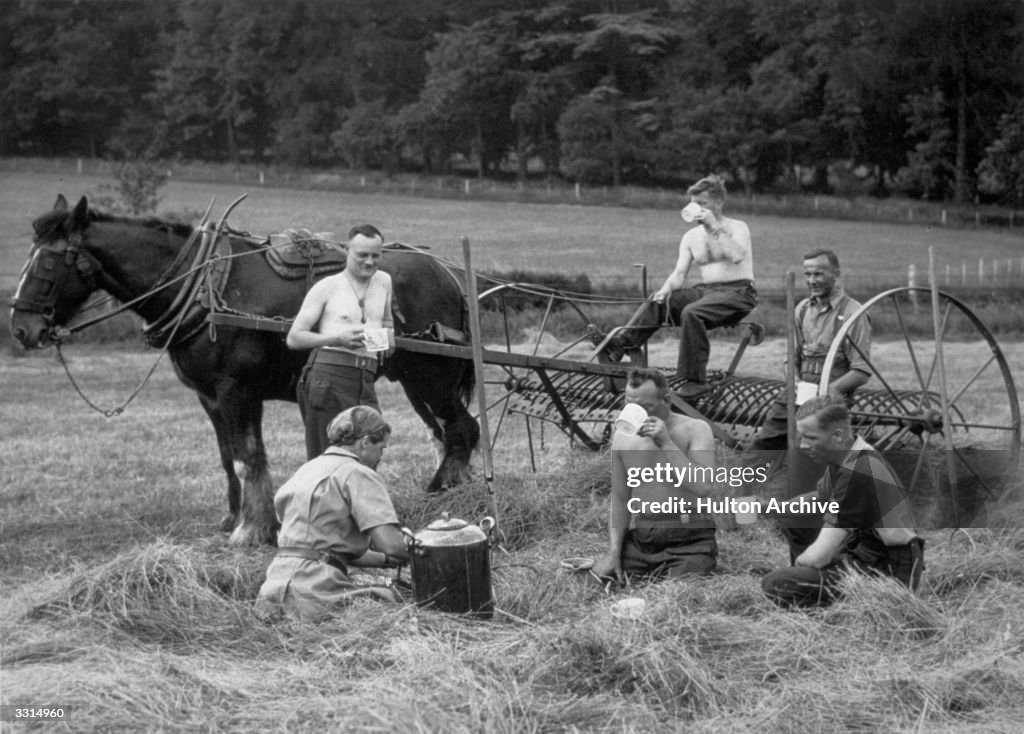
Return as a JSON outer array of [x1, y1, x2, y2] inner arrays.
[[409, 513, 495, 619]]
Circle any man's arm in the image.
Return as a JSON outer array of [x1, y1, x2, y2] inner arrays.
[[592, 445, 630, 583], [829, 303, 872, 396], [794, 527, 849, 568], [286, 281, 365, 351], [653, 240, 693, 301]]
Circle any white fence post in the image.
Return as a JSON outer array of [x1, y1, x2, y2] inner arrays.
[[978, 258, 984, 283], [464, 179, 470, 195], [908, 264, 918, 311]]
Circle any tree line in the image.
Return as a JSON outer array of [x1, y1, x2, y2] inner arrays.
[[1, 0, 1021, 205]]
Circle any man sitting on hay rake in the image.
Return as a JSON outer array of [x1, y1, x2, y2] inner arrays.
[[590, 174, 757, 401]]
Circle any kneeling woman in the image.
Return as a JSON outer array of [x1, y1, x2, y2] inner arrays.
[[257, 405, 409, 621]]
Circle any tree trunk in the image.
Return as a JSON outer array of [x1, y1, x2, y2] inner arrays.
[[954, 47, 970, 204], [476, 117, 485, 179], [226, 117, 239, 164], [610, 118, 621, 188], [516, 118, 528, 186]]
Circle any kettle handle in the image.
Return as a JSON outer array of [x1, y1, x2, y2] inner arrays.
[[400, 526, 420, 549], [479, 516, 496, 541]]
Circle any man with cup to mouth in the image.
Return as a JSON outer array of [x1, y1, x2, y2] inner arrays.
[[287, 224, 395, 459], [651, 174, 757, 399], [593, 367, 718, 584]]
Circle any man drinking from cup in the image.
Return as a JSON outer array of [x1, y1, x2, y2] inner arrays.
[[592, 368, 718, 584], [652, 174, 757, 399]]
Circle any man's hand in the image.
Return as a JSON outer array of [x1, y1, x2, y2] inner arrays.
[[652, 287, 672, 304], [327, 326, 366, 350], [592, 551, 624, 586], [637, 415, 670, 447], [697, 208, 721, 231]]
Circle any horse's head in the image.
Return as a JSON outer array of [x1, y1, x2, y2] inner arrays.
[[10, 195, 101, 348]]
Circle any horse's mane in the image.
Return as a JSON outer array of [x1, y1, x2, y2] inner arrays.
[[32, 206, 195, 242]]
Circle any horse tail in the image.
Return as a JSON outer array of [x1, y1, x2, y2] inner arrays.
[[457, 351, 476, 407]]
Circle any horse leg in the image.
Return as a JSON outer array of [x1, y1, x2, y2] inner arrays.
[[402, 384, 447, 466], [428, 398, 480, 492], [197, 394, 242, 532], [208, 387, 278, 546]]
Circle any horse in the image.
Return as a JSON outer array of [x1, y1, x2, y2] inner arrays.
[[10, 195, 480, 545]]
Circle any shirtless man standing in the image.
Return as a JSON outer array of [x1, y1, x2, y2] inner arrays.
[[652, 174, 757, 399], [592, 367, 718, 583], [287, 224, 394, 459]]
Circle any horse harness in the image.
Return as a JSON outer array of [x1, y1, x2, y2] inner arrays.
[[11, 230, 99, 327]]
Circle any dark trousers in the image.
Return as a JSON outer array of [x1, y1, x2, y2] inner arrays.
[[762, 524, 925, 608], [297, 354, 379, 459], [620, 526, 717, 578], [669, 281, 756, 382]]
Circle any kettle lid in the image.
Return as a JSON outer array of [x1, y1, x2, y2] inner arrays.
[[414, 512, 494, 547], [426, 512, 470, 532]]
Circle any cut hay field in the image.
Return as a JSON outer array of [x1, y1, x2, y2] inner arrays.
[[3, 167, 1024, 731], [2, 334, 1023, 732]]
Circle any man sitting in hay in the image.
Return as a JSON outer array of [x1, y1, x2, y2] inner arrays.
[[761, 395, 925, 608], [256, 406, 409, 621], [593, 368, 718, 583]]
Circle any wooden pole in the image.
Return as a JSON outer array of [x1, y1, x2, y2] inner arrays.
[[785, 270, 798, 497], [462, 237, 498, 525], [929, 247, 960, 527]]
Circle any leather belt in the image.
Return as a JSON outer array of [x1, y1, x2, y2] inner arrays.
[[276, 546, 349, 574], [313, 348, 378, 371]]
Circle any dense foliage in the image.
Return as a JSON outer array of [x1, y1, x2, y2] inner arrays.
[[1, 0, 1021, 203]]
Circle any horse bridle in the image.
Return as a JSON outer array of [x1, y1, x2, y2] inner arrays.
[[11, 230, 99, 334]]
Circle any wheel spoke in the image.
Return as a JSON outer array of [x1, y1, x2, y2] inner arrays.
[[951, 446, 999, 501], [532, 295, 556, 356], [946, 354, 997, 407], [892, 295, 929, 401], [489, 397, 511, 451], [845, 337, 912, 414], [551, 332, 591, 359], [485, 390, 513, 414], [525, 417, 537, 472], [908, 433, 931, 493]]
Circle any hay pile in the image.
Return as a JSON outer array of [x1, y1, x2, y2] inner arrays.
[[27, 538, 271, 648]]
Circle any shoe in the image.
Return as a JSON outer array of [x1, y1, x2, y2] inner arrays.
[[676, 381, 711, 400]]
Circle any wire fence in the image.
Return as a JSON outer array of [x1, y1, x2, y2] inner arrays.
[[2, 155, 1021, 230]]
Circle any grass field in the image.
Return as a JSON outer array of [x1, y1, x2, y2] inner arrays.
[[2, 336, 1023, 732], [3, 167, 1024, 731]]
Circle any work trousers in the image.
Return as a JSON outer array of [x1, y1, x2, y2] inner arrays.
[[669, 281, 757, 382], [620, 526, 718, 578], [761, 525, 925, 608], [297, 353, 379, 460]]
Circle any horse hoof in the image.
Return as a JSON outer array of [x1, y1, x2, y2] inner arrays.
[[229, 522, 275, 546], [218, 514, 238, 533]]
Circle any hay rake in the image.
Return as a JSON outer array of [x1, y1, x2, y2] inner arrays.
[[398, 275, 1020, 502]]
